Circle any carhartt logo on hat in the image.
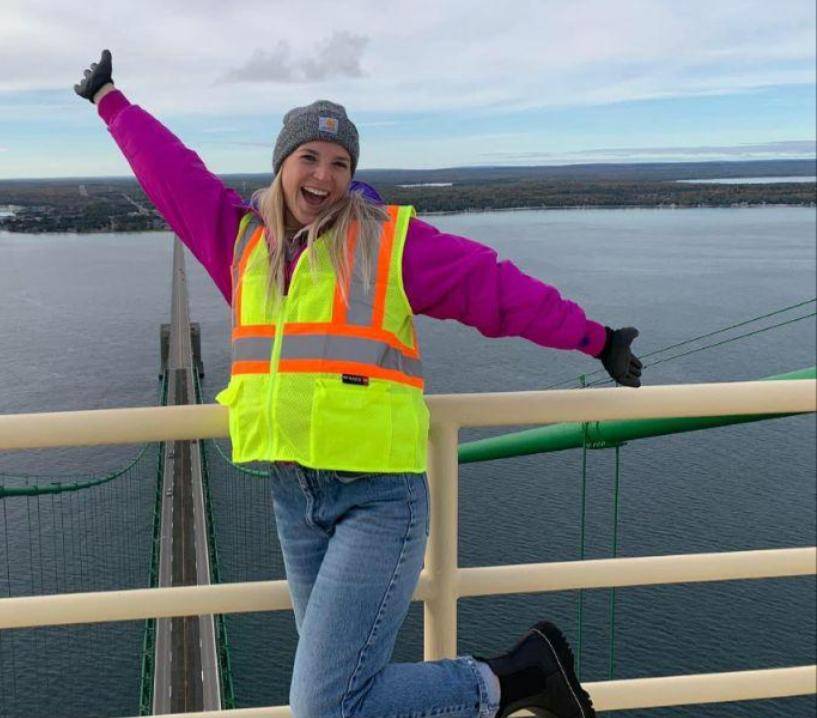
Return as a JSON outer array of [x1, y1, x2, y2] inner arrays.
[[319, 116, 339, 135]]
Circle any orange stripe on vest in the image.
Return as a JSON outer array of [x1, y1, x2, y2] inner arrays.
[[231, 360, 271, 375], [277, 359, 424, 389], [371, 206, 398, 330], [234, 226, 264, 325], [233, 324, 277, 339]]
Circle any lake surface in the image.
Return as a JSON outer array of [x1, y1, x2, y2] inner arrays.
[[677, 176, 816, 184], [0, 207, 815, 717]]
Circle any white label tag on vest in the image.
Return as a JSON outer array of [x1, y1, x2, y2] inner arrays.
[[342, 373, 369, 386]]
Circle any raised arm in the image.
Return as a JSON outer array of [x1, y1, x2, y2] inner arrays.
[[75, 50, 247, 304]]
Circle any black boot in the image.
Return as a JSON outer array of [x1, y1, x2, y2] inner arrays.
[[475, 621, 595, 718]]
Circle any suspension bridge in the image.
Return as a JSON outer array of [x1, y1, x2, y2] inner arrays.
[[0, 238, 815, 717]]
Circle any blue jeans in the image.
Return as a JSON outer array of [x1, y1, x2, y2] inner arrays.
[[268, 462, 500, 718]]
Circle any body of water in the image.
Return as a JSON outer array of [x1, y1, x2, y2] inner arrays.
[[677, 176, 816, 184], [0, 206, 815, 717]]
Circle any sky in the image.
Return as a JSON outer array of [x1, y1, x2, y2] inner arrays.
[[0, 0, 815, 179]]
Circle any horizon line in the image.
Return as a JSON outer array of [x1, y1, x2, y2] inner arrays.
[[1, 157, 815, 183]]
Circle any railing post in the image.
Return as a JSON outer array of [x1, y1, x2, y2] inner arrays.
[[424, 420, 460, 660]]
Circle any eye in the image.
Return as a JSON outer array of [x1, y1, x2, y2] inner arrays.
[[334, 161, 349, 169], [301, 153, 317, 162]]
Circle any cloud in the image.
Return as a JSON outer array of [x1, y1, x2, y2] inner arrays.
[[0, 0, 812, 116], [0, 147, 7, 152], [217, 31, 368, 84], [0, 0, 815, 177]]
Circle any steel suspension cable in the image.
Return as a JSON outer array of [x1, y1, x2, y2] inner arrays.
[[1, 496, 17, 706], [544, 297, 817, 390], [576, 375, 589, 679], [609, 444, 621, 680], [580, 311, 816, 389]]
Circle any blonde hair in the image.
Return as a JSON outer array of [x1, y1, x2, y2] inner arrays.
[[250, 172, 389, 309]]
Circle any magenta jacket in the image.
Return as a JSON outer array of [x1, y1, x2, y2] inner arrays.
[[98, 90, 607, 357]]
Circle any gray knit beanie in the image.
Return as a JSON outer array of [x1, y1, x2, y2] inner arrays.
[[272, 100, 359, 177]]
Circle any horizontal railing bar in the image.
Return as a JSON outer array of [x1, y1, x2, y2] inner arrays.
[[2, 548, 812, 630], [0, 574, 433, 630], [0, 404, 227, 451], [0, 579, 292, 630], [134, 708, 289, 718], [459, 367, 817, 462], [456, 547, 817, 597], [102, 665, 817, 717], [587, 664, 817, 711], [429, 379, 815, 427], [0, 380, 813, 450]]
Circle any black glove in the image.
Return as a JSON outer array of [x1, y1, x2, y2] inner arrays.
[[74, 49, 113, 103], [595, 326, 643, 388]]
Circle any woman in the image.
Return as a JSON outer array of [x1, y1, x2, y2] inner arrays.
[[76, 49, 641, 718]]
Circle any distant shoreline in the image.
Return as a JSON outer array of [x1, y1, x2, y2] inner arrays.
[[1, 158, 814, 234], [419, 201, 817, 217], [1, 202, 815, 236]]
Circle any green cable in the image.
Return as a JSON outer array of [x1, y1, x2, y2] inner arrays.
[[194, 371, 266, 478], [0, 373, 168, 490], [609, 444, 621, 680], [138, 374, 168, 715], [544, 297, 816, 390], [633, 311, 816, 371], [583, 310, 816, 389], [49, 493, 59, 592], [208, 438, 267, 477], [576, 374, 589, 679], [193, 369, 237, 708], [0, 446, 148, 497], [638, 298, 816, 360], [1, 498, 17, 700]]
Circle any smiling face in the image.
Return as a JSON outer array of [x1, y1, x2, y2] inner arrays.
[[280, 141, 352, 229]]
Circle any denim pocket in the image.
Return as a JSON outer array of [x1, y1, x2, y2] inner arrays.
[[330, 469, 376, 484]]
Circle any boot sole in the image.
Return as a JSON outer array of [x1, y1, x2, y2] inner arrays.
[[500, 622, 596, 718]]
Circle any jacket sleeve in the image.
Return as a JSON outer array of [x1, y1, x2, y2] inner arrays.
[[402, 217, 607, 357], [97, 89, 247, 304]]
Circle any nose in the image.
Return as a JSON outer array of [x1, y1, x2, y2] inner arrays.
[[312, 162, 330, 182]]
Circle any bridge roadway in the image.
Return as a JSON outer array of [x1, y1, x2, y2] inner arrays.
[[153, 240, 221, 713]]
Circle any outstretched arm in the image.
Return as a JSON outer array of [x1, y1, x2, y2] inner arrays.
[[403, 217, 642, 385], [75, 50, 248, 304]]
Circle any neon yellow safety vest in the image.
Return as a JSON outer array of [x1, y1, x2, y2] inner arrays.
[[215, 205, 429, 472]]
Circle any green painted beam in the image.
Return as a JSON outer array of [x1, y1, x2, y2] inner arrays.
[[458, 367, 816, 464]]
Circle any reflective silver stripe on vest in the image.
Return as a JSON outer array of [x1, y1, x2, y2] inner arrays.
[[232, 217, 262, 292], [280, 334, 422, 378], [344, 231, 383, 327], [232, 336, 273, 362]]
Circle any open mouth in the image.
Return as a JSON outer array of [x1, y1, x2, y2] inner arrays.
[[301, 186, 330, 207]]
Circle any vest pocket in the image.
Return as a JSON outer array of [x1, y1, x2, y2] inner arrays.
[[311, 377, 392, 471]]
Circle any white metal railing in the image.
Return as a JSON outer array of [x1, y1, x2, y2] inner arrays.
[[0, 379, 815, 716]]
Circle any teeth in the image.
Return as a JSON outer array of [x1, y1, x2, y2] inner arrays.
[[303, 187, 329, 197]]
